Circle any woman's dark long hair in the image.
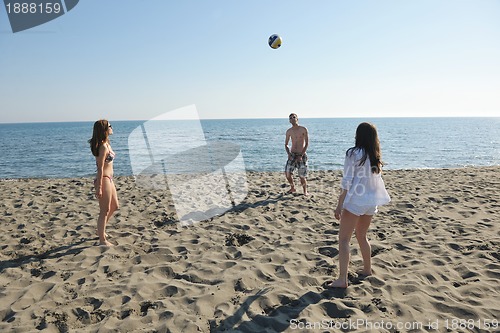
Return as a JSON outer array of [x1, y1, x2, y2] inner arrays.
[[346, 122, 383, 174], [88, 119, 110, 157]]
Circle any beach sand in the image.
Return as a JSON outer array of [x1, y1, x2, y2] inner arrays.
[[1, 167, 499, 332]]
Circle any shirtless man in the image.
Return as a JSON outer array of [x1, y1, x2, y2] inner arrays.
[[284, 113, 309, 195]]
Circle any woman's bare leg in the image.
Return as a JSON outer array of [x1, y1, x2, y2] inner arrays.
[[355, 214, 373, 275], [329, 209, 359, 288], [104, 181, 119, 233], [97, 178, 113, 246]]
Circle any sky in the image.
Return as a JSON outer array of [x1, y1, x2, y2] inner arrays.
[[1, 0, 499, 123]]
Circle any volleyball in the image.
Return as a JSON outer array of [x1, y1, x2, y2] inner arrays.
[[268, 34, 282, 49]]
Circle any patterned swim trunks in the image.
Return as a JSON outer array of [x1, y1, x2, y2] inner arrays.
[[285, 152, 308, 178]]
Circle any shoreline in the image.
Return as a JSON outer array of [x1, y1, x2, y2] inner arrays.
[[2, 164, 500, 181], [1, 167, 499, 332]]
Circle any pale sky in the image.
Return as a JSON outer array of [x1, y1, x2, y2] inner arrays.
[[1, 0, 499, 123]]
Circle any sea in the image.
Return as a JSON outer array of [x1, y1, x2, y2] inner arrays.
[[1, 117, 499, 179]]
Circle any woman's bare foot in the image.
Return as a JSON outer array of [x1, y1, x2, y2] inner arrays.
[[325, 279, 348, 289], [357, 270, 372, 277], [99, 240, 113, 247]]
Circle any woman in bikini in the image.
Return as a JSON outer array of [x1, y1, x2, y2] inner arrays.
[[89, 119, 119, 246]]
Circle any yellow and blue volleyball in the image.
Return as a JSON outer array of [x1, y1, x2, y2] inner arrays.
[[268, 34, 282, 49]]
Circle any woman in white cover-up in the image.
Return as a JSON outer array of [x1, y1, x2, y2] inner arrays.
[[327, 122, 390, 288]]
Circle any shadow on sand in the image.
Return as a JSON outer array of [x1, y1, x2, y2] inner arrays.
[[211, 286, 350, 332]]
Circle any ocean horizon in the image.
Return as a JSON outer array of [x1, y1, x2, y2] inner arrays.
[[1, 117, 499, 179]]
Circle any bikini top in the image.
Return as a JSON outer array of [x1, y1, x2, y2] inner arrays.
[[105, 149, 116, 163], [96, 144, 116, 167]]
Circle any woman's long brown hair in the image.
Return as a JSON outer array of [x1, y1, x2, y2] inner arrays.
[[346, 122, 383, 174], [88, 119, 110, 157]]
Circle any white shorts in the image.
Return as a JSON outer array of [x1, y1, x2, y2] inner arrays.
[[343, 202, 378, 216]]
